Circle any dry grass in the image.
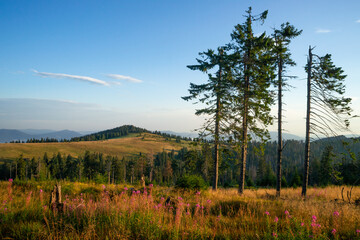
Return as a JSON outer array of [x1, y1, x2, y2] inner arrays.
[[0, 133, 191, 160], [1, 181, 360, 239]]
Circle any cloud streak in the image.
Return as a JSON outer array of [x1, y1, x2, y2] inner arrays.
[[106, 74, 143, 83], [33, 70, 109, 86], [315, 28, 332, 34], [356, 19, 360, 23]]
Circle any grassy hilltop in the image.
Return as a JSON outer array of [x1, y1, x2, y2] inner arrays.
[[0, 133, 190, 160]]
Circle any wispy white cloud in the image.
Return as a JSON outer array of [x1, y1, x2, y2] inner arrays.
[[356, 19, 360, 23], [106, 74, 143, 83], [315, 28, 332, 34], [33, 70, 109, 86]]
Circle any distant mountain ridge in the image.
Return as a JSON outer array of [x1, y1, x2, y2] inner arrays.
[[161, 130, 304, 141], [0, 129, 82, 143]]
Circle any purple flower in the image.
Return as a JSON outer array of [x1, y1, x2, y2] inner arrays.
[[149, 184, 153, 187], [331, 229, 336, 235], [196, 204, 200, 208], [124, 187, 128, 190], [274, 216, 279, 223], [40, 189, 43, 193], [265, 211, 270, 216], [356, 229, 360, 234], [311, 215, 317, 222], [178, 197, 183, 200], [136, 190, 140, 194], [333, 211, 339, 216], [285, 210, 289, 215], [8, 178, 13, 183], [301, 222, 304, 227]]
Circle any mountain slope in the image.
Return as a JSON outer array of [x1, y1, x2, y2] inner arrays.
[[0, 133, 189, 160], [0, 129, 32, 143]]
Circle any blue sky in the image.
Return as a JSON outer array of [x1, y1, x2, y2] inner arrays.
[[0, 0, 360, 136]]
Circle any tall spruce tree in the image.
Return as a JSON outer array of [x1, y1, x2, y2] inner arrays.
[[230, 7, 275, 194], [272, 23, 302, 197], [302, 47, 354, 197], [183, 47, 233, 190]]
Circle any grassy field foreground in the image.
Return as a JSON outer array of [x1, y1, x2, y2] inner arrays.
[[1, 181, 360, 240]]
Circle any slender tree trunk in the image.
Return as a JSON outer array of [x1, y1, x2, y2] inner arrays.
[[213, 65, 222, 190], [302, 46, 312, 197], [276, 57, 283, 197], [239, 75, 249, 194]]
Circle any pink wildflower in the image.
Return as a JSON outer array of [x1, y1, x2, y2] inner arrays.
[[301, 222, 304, 227], [356, 229, 360, 234], [196, 191, 201, 195], [196, 204, 200, 208], [265, 211, 270, 216], [331, 229, 336, 235], [207, 199, 211, 204], [40, 189, 43, 193], [311, 215, 317, 222], [8, 178, 13, 183], [136, 190, 140, 194], [149, 184, 153, 187], [272, 232, 277, 237], [102, 185, 106, 190], [333, 211, 339, 216], [285, 210, 289, 215], [124, 187, 128, 191], [274, 216, 279, 223], [178, 197, 183, 200]]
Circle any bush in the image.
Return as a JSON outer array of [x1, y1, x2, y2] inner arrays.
[[175, 175, 208, 190]]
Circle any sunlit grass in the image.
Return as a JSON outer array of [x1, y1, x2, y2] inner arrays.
[[0, 133, 190, 160], [1, 181, 359, 239]]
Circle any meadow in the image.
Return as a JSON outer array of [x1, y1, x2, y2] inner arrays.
[[0, 133, 188, 160], [1, 180, 359, 239]]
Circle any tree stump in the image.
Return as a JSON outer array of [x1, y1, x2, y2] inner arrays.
[[49, 184, 64, 212], [140, 175, 146, 189]]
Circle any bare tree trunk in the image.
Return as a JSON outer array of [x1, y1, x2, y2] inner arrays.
[[239, 75, 249, 195], [276, 58, 283, 197], [213, 65, 222, 191], [302, 46, 312, 197]]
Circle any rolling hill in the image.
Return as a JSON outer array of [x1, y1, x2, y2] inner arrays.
[[0, 133, 190, 160]]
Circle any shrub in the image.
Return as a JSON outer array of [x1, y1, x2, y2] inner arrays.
[[175, 175, 208, 190]]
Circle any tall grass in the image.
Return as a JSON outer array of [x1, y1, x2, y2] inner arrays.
[[1, 181, 359, 239]]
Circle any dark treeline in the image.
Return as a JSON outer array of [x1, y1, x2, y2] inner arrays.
[[1, 137, 359, 187], [71, 125, 149, 142]]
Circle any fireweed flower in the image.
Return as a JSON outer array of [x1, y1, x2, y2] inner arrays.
[[331, 229, 336, 235], [8, 179, 13, 183], [274, 216, 279, 223], [312, 215, 317, 222], [206, 199, 211, 204], [301, 222, 305, 227], [356, 229, 360, 234], [285, 210, 289, 215], [124, 187, 128, 191], [178, 197, 183, 200], [149, 184, 153, 187], [196, 191, 201, 195], [272, 232, 277, 237], [333, 211, 339, 216], [265, 211, 270, 216]]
